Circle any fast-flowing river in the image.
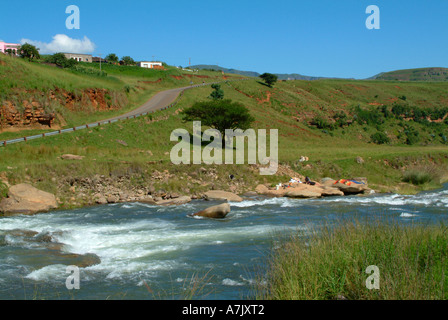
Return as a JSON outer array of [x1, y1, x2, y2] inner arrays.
[[1, 185, 447, 300]]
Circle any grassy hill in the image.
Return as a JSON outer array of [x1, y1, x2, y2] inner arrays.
[[0, 54, 240, 139], [371, 67, 448, 82], [1, 56, 448, 209]]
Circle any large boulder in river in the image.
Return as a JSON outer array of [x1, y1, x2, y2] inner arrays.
[[204, 190, 243, 202], [0, 184, 58, 216], [192, 203, 231, 219]]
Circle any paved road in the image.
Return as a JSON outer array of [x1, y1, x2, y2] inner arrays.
[[104, 85, 194, 122]]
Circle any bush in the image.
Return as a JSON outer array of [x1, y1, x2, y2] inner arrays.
[[354, 106, 385, 126], [403, 171, 433, 185], [370, 131, 390, 144], [312, 116, 335, 130], [402, 164, 443, 185], [404, 126, 420, 145]]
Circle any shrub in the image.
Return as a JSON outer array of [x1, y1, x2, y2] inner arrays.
[[370, 131, 390, 144], [404, 126, 420, 145], [402, 164, 443, 185], [354, 106, 385, 126], [311, 116, 334, 130]]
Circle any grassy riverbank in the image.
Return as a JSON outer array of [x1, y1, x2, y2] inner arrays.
[[256, 219, 448, 300]]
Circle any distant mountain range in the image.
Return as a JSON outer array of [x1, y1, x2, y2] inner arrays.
[[191, 65, 448, 82], [368, 67, 448, 81], [190, 65, 332, 80]]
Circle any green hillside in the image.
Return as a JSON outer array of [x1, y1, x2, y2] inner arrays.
[[1, 56, 448, 209], [372, 67, 448, 82], [0, 54, 239, 137]]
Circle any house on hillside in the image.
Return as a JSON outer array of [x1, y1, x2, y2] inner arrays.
[[63, 53, 92, 63], [0, 41, 21, 55], [138, 61, 164, 69]]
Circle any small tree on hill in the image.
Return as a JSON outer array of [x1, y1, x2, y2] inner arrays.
[[105, 53, 119, 64], [260, 73, 278, 87], [19, 43, 40, 61], [182, 99, 255, 143], [209, 84, 224, 100], [121, 56, 136, 66]]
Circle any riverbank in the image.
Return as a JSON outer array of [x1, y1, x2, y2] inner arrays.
[[256, 219, 448, 300], [1, 157, 447, 215]]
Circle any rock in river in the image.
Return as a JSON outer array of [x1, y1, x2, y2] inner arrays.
[[192, 203, 231, 219], [0, 184, 58, 216]]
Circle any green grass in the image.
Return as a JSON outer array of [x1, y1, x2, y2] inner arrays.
[[256, 219, 448, 300]]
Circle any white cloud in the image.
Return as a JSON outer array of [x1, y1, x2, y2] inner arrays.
[[20, 34, 96, 54]]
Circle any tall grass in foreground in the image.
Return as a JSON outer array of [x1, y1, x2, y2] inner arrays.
[[256, 220, 447, 300]]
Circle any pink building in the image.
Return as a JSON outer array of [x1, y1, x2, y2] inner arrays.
[[0, 41, 21, 55]]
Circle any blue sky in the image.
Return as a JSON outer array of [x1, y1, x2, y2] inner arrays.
[[1, 0, 447, 79]]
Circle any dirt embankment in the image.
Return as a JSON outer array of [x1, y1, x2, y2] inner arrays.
[[0, 87, 127, 131]]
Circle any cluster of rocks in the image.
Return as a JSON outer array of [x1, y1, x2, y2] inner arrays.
[[254, 177, 372, 199]]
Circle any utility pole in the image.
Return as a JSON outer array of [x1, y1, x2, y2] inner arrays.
[[98, 53, 102, 72]]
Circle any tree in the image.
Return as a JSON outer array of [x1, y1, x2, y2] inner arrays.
[[19, 43, 40, 61], [182, 99, 255, 141], [209, 84, 224, 100], [260, 73, 278, 87], [4, 49, 16, 56], [45, 53, 78, 68], [121, 56, 136, 66], [105, 53, 119, 64]]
